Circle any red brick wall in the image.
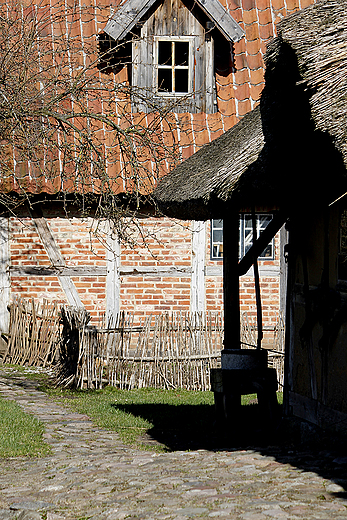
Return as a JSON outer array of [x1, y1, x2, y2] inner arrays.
[[9, 214, 282, 336]]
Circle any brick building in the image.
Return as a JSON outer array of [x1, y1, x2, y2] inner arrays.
[[0, 0, 315, 338]]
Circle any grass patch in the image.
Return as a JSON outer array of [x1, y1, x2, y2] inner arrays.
[[45, 385, 283, 452], [0, 395, 51, 458], [46, 386, 214, 450]]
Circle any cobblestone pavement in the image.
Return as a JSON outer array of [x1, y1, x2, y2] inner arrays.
[[1, 370, 347, 520]]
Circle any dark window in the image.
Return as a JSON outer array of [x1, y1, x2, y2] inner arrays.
[[157, 40, 190, 94]]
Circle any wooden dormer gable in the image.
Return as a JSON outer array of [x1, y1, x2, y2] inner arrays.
[[103, 0, 245, 113], [105, 0, 244, 43]]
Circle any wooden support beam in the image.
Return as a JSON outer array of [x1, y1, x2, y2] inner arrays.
[[252, 209, 263, 349], [9, 265, 193, 277], [238, 211, 287, 276], [223, 209, 240, 349], [106, 227, 121, 326]]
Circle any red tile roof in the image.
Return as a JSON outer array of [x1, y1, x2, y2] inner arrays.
[[0, 0, 315, 198]]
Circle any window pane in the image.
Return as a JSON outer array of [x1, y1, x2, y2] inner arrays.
[[175, 41, 189, 66], [213, 244, 223, 258], [158, 41, 172, 65], [175, 69, 189, 93], [244, 229, 253, 255], [258, 215, 272, 230], [244, 216, 252, 230], [212, 229, 223, 243], [260, 244, 272, 258], [212, 219, 223, 229], [158, 69, 172, 92], [211, 214, 274, 261]]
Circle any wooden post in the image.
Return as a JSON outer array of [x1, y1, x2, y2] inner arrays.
[[252, 209, 263, 349], [222, 209, 240, 350]]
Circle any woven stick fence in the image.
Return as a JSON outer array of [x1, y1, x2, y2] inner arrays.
[[2, 297, 60, 366], [73, 311, 224, 391], [2, 298, 285, 389]]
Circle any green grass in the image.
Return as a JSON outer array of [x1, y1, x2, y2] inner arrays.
[[46, 386, 215, 450], [45, 385, 283, 451], [0, 395, 51, 458]]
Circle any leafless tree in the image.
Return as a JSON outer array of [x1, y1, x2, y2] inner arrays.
[[0, 0, 182, 244]]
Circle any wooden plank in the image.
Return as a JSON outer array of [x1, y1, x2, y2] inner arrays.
[[104, 0, 244, 43], [191, 221, 206, 313], [9, 266, 108, 276], [195, 0, 244, 42], [204, 35, 215, 114], [104, 0, 158, 41], [0, 217, 10, 333], [10, 265, 193, 277], [205, 265, 223, 276]]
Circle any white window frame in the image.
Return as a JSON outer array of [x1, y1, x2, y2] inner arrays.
[[154, 36, 194, 97], [210, 214, 274, 261], [211, 219, 223, 260], [239, 214, 274, 260]]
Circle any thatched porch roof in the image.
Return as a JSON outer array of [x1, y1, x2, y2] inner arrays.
[[154, 0, 347, 219], [154, 106, 265, 220]]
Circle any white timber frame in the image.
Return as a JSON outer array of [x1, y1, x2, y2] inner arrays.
[[153, 36, 194, 96], [0, 217, 10, 333], [191, 220, 206, 312], [106, 227, 121, 325], [31, 211, 84, 308]]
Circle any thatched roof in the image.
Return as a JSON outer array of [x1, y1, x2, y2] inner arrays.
[[154, 0, 347, 219], [154, 106, 265, 220]]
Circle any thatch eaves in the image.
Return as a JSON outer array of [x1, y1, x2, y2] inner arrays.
[[154, 106, 265, 220]]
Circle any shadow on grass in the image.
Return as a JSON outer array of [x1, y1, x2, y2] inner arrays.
[[112, 401, 282, 452]]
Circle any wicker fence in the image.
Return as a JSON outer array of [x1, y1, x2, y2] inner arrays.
[[3, 298, 60, 367], [1, 298, 285, 390], [54, 309, 224, 391]]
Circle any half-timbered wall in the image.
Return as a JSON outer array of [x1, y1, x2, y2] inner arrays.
[[5, 211, 282, 344]]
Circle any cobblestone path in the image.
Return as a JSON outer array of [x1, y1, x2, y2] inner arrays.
[[0, 371, 347, 520]]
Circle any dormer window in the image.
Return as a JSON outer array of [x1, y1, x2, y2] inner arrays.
[[103, 0, 244, 114], [156, 38, 192, 95]]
